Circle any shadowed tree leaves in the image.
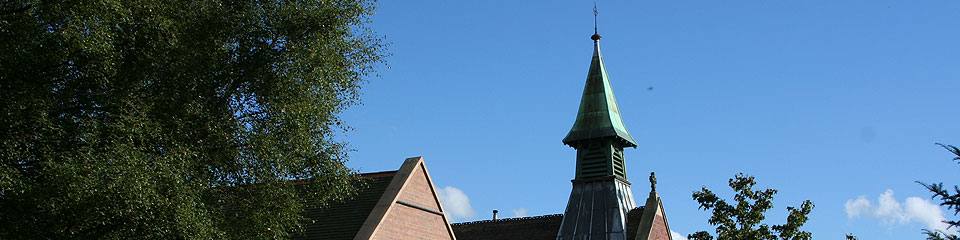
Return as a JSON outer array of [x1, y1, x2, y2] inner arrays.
[[0, 0, 385, 239], [924, 229, 960, 240], [689, 173, 814, 240], [918, 143, 960, 240]]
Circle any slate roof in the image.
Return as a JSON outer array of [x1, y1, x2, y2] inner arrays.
[[451, 207, 648, 240], [625, 207, 646, 240], [293, 171, 396, 240], [452, 214, 564, 240]]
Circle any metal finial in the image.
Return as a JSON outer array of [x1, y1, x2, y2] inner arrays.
[[593, 1, 598, 34], [591, 1, 602, 41]]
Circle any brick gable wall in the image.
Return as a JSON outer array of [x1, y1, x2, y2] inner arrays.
[[370, 162, 453, 240], [649, 214, 670, 240], [373, 204, 451, 240], [395, 165, 441, 212]]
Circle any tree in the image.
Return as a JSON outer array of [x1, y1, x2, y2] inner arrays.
[[918, 143, 960, 240], [924, 229, 959, 240], [689, 173, 814, 240], [0, 0, 385, 239]]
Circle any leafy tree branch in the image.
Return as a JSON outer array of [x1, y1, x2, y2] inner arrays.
[[689, 173, 814, 240]]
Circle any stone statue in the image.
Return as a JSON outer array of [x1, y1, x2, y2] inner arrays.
[[649, 172, 657, 191]]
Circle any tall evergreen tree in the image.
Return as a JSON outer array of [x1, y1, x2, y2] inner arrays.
[[919, 143, 960, 240], [0, 0, 385, 239], [689, 173, 814, 240]]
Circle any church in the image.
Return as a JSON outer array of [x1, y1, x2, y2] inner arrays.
[[301, 28, 674, 240], [450, 30, 674, 240]]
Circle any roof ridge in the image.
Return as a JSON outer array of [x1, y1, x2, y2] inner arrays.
[[451, 214, 564, 226], [358, 170, 398, 179]]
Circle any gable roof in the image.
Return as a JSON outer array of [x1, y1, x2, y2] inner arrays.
[[353, 156, 457, 240], [452, 214, 564, 240], [625, 207, 646, 240], [295, 171, 397, 240], [452, 207, 651, 240], [634, 190, 674, 240], [293, 157, 456, 240], [451, 193, 673, 240]]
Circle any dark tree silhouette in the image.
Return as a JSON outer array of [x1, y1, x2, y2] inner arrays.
[[0, 0, 385, 239], [918, 143, 960, 240]]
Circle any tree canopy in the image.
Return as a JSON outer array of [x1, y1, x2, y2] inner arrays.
[[689, 173, 814, 240], [919, 143, 960, 240], [0, 0, 385, 239]]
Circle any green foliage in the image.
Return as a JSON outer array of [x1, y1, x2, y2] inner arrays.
[[917, 143, 960, 240], [0, 0, 385, 239], [924, 229, 960, 240], [689, 173, 814, 240], [689, 231, 715, 240], [845, 234, 858, 240]]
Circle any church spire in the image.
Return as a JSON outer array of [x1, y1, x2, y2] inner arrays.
[[556, 8, 640, 240], [562, 24, 637, 149]]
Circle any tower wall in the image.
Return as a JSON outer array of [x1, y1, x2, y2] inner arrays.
[[556, 178, 636, 240]]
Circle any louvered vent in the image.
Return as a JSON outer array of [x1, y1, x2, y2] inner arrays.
[[579, 142, 609, 178], [612, 147, 626, 179]]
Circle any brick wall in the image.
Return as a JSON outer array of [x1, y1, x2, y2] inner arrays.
[[396, 165, 441, 212], [373, 204, 452, 240], [370, 163, 453, 240], [649, 214, 671, 240]]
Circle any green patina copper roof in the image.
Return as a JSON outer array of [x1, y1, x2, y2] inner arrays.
[[562, 34, 638, 147]]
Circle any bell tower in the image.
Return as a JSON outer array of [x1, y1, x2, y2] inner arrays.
[[556, 30, 639, 240]]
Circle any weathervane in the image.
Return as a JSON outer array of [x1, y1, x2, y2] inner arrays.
[[591, 1, 602, 41], [593, 1, 599, 35]]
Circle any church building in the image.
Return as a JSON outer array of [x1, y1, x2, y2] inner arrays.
[[297, 157, 458, 240], [451, 31, 674, 240], [305, 26, 674, 240]]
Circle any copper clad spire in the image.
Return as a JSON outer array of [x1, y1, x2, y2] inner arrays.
[[556, 6, 640, 239], [562, 26, 637, 148]]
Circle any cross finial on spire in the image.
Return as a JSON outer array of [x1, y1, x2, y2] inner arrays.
[[593, 1, 598, 34], [592, 1, 601, 41]]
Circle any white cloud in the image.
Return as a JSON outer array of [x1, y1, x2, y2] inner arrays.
[[844, 189, 953, 233], [845, 196, 872, 218], [436, 186, 477, 220], [511, 208, 528, 218], [671, 230, 688, 240], [905, 197, 952, 232], [874, 189, 907, 224]]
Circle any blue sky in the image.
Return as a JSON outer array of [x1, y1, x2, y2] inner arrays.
[[341, 1, 960, 239]]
